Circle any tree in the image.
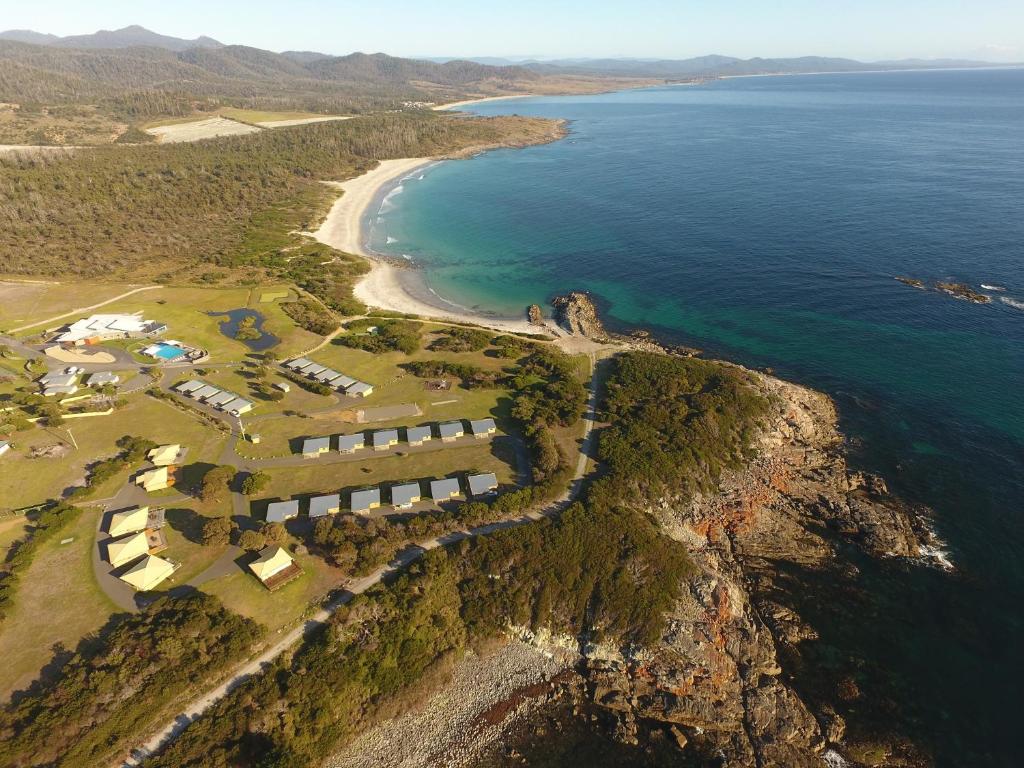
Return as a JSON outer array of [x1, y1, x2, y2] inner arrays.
[[201, 465, 236, 503], [201, 517, 234, 547], [237, 529, 266, 551], [260, 522, 287, 546], [241, 470, 270, 496]]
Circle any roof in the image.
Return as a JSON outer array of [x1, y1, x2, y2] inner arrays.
[[0, 441, 10, 454], [39, 372, 77, 387], [174, 379, 205, 393], [206, 390, 237, 407], [222, 397, 253, 414], [390, 482, 421, 507], [107, 531, 149, 567], [372, 429, 399, 447], [55, 313, 155, 343], [147, 444, 181, 466], [136, 466, 170, 491], [192, 385, 222, 401], [249, 546, 294, 581], [345, 381, 373, 395], [266, 500, 300, 523], [470, 418, 497, 434], [88, 371, 120, 385], [302, 363, 327, 376], [108, 506, 149, 537], [350, 488, 381, 511], [303, 436, 330, 454], [406, 426, 432, 443], [285, 357, 312, 370], [120, 555, 175, 591], [468, 473, 499, 496], [333, 375, 356, 389], [438, 421, 464, 439], [309, 493, 340, 518], [314, 368, 340, 383], [430, 477, 462, 500], [43, 385, 78, 396], [337, 434, 365, 451]]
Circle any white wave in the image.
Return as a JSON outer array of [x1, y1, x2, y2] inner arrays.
[[418, 174, 425, 180], [401, 253, 412, 261], [981, 284, 1006, 291], [378, 183, 405, 213], [822, 749, 850, 768], [918, 520, 955, 571], [386, 236, 397, 245], [1000, 297, 1024, 311]]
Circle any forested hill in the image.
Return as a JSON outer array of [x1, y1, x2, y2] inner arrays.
[[0, 38, 540, 114]]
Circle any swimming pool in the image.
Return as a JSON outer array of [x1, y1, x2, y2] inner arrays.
[[150, 343, 186, 361]]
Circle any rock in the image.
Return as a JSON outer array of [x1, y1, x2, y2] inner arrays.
[[669, 725, 689, 750], [550, 291, 607, 339], [526, 304, 545, 325]]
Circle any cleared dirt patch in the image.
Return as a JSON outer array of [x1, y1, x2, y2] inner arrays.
[[255, 116, 354, 128], [146, 117, 261, 144]]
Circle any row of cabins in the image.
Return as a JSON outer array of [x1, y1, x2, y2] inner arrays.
[[265, 472, 499, 521], [302, 418, 497, 458], [174, 379, 254, 416], [37, 368, 122, 397], [282, 357, 373, 398], [103, 505, 177, 591]]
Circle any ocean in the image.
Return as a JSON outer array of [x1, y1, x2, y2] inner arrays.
[[369, 69, 1024, 765]]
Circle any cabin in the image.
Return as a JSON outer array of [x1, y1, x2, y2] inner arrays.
[[0, 441, 10, 457], [266, 500, 300, 523], [333, 374, 357, 391], [107, 531, 150, 568], [147, 444, 182, 466], [302, 436, 331, 458], [302, 363, 327, 377], [174, 380, 205, 395], [248, 546, 302, 591], [314, 368, 341, 384], [430, 477, 462, 501], [120, 555, 176, 591], [372, 429, 399, 451], [107, 506, 150, 537], [223, 397, 254, 416], [309, 493, 341, 518], [438, 421, 465, 443], [390, 482, 422, 509], [88, 371, 120, 386], [350, 488, 381, 515], [405, 426, 433, 446], [345, 381, 373, 398], [206, 391, 237, 408], [192, 385, 222, 402], [284, 357, 312, 371], [336, 434, 365, 454], [274, 381, 291, 393], [469, 418, 497, 438], [135, 466, 172, 492], [468, 472, 499, 497]]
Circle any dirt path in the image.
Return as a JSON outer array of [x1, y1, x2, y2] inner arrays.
[[120, 355, 601, 767], [10, 285, 163, 334]]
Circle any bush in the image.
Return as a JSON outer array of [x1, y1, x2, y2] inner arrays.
[[241, 471, 270, 496], [237, 529, 266, 551], [201, 517, 234, 547], [201, 465, 236, 504], [337, 319, 421, 355], [428, 327, 491, 353]]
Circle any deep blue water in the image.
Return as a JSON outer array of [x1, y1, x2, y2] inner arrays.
[[372, 70, 1024, 765]]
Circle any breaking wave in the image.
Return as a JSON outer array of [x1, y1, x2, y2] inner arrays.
[[981, 284, 1006, 291], [1000, 297, 1024, 311]]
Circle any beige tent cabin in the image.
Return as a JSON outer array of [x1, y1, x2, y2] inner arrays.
[[135, 466, 172, 492], [108, 506, 150, 537], [107, 531, 150, 568], [119, 555, 175, 591], [248, 546, 301, 590], [147, 444, 181, 466]]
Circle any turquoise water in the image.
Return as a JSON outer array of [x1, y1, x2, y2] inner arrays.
[[151, 343, 185, 361], [372, 70, 1024, 765]]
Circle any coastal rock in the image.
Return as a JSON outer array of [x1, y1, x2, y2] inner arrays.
[[550, 292, 608, 339], [526, 304, 545, 326]]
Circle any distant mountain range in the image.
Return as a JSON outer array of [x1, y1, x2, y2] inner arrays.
[[0, 25, 223, 52]]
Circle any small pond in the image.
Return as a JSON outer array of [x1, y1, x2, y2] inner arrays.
[[207, 308, 280, 352]]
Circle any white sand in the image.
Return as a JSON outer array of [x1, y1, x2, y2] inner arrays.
[[432, 94, 534, 111], [146, 117, 261, 143], [312, 159, 551, 336], [255, 116, 354, 128]]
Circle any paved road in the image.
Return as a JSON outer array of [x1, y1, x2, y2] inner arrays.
[[121, 353, 602, 767]]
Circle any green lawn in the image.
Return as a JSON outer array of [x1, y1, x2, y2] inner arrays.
[[0, 278, 137, 332]]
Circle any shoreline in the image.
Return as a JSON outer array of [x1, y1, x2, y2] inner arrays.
[[432, 94, 535, 111], [312, 158, 554, 337]]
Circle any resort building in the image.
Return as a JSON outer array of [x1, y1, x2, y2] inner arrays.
[[332, 375, 357, 391], [390, 482, 422, 509], [372, 429, 400, 451], [337, 434, 365, 454], [147, 444, 182, 466], [119, 555, 176, 591], [284, 358, 312, 371], [438, 421, 465, 442], [38, 372, 78, 389], [430, 477, 463, 502], [314, 368, 341, 384], [302, 436, 331, 458], [205, 391, 237, 408], [302, 363, 327, 377], [345, 381, 373, 398], [469, 418, 497, 438], [43, 384, 78, 397], [275, 381, 291, 393], [266, 500, 300, 523], [309, 493, 341, 518], [0, 441, 10, 457], [192, 385, 222, 402], [88, 371, 120, 386], [468, 473, 499, 497], [174, 380, 205, 395], [222, 397, 254, 416], [249, 546, 302, 591], [350, 488, 381, 515], [135, 466, 172, 492], [405, 426, 433, 447], [107, 531, 150, 568], [54, 313, 166, 345], [107, 506, 150, 537]]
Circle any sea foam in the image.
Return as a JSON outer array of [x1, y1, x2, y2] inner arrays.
[[1000, 297, 1024, 311]]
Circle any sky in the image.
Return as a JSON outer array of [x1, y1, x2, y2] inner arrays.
[[2, 0, 1023, 62]]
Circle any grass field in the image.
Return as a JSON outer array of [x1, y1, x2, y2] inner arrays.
[[217, 108, 346, 124], [0, 507, 117, 702], [0, 278, 138, 332]]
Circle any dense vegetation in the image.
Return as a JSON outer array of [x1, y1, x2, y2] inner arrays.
[[336, 318, 422, 355], [0, 502, 80, 621], [0, 593, 263, 768], [0, 112, 561, 281], [146, 352, 769, 766]]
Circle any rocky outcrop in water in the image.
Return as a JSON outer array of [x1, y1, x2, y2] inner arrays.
[[526, 304, 545, 326], [550, 292, 608, 339]]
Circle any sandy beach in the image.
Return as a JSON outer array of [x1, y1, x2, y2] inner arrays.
[[432, 94, 534, 111], [312, 158, 553, 336]]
